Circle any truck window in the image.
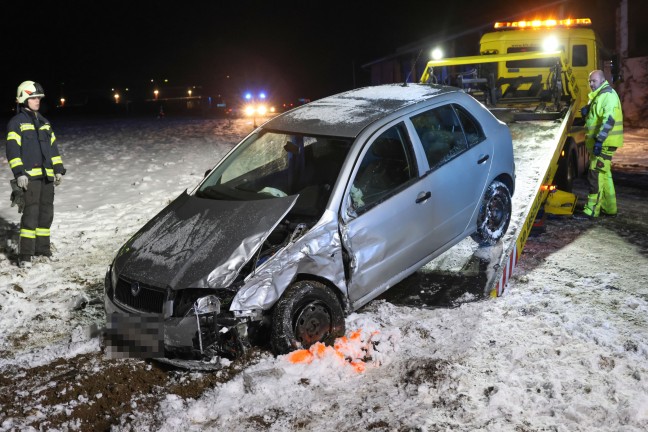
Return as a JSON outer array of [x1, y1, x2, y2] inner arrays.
[[572, 45, 588, 67], [506, 46, 562, 68]]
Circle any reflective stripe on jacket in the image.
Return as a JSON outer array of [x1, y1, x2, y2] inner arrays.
[[585, 81, 623, 152], [5, 107, 65, 181]]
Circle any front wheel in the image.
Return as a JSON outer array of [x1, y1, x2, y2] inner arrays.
[[271, 280, 345, 355], [471, 180, 512, 247]]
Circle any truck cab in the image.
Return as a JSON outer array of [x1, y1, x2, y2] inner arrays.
[[479, 18, 606, 120]]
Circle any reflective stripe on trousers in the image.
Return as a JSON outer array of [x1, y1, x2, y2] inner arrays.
[[19, 179, 55, 256]]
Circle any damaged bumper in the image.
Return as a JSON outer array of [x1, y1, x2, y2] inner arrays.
[[104, 269, 258, 364]]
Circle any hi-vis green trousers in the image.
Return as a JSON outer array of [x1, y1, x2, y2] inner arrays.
[[583, 151, 617, 217]]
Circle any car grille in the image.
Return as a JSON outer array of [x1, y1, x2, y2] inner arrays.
[[115, 277, 166, 314]]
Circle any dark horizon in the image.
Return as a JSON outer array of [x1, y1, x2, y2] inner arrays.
[[2, 0, 624, 114]]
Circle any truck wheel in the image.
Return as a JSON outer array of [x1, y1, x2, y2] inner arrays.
[[471, 181, 512, 247], [556, 142, 577, 192], [271, 280, 345, 355]]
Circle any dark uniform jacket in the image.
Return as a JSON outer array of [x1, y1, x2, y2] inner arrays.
[[6, 107, 66, 181]]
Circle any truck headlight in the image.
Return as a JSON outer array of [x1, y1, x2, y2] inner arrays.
[[542, 36, 559, 52]]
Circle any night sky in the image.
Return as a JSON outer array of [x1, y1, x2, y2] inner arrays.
[[2, 0, 618, 111]]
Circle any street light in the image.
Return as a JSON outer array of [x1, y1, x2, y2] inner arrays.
[[154, 89, 159, 100]]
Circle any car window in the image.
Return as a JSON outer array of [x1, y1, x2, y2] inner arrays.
[[198, 131, 351, 202], [220, 132, 288, 184], [410, 104, 468, 170], [350, 123, 416, 215], [453, 104, 486, 147]]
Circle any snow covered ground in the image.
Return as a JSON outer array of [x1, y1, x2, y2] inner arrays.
[[0, 115, 647, 431]]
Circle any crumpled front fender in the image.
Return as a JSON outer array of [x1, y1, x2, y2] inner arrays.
[[231, 211, 347, 314]]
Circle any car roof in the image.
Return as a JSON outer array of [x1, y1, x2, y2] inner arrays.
[[263, 83, 459, 138]]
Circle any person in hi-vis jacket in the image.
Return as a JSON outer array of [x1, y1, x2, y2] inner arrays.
[[579, 70, 623, 219], [6, 81, 66, 268]]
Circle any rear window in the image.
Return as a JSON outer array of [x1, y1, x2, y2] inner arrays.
[[411, 104, 468, 170], [453, 104, 485, 147]]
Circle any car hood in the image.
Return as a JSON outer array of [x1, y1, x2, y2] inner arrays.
[[115, 191, 297, 290]]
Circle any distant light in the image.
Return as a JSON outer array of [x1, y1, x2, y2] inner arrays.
[[60, 98, 65, 107], [257, 105, 267, 115], [259, 92, 266, 99], [188, 89, 192, 97], [244, 105, 255, 116], [431, 48, 443, 60], [114, 93, 120, 103], [542, 36, 559, 52], [154, 89, 159, 99], [245, 92, 252, 100]]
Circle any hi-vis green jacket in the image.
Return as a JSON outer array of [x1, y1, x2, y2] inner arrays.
[[585, 81, 624, 153], [6, 107, 66, 181]]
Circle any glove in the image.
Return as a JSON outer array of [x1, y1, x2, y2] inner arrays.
[[16, 175, 28, 190], [580, 104, 590, 117], [9, 180, 25, 213], [54, 173, 63, 186], [593, 141, 602, 156]]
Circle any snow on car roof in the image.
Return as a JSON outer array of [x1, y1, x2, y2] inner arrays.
[[264, 83, 455, 138]]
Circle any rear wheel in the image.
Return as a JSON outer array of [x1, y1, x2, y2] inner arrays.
[[556, 141, 577, 192], [271, 280, 345, 355], [471, 181, 512, 247]]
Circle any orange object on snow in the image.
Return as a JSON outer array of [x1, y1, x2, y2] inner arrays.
[[286, 329, 378, 373]]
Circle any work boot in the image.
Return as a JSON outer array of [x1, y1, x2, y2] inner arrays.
[[573, 209, 595, 220], [600, 210, 617, 218], [18, 254, 32, 269]]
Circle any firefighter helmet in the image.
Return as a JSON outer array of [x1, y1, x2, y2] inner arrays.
[[16, 81, 45, 104]]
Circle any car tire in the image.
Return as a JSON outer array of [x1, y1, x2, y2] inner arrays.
[[271, 280, 345, 355], [555, 140, 577, 192], [471, 180, 512, 247]]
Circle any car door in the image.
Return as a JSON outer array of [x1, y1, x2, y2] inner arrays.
[[408, 103, 493, 250], [342, 121, 434, 306]]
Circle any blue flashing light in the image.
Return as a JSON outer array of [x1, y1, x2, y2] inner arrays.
[[245, 92, 252, 100], [259, 92, 266, 99]]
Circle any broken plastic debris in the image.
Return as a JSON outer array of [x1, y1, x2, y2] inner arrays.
[[285, 328, 379, 373]]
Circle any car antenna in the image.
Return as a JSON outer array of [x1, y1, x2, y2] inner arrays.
[[403, 48, 424, 86]]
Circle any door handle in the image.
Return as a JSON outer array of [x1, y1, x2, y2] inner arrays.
[[416, 191, 431, 203], [477, 154, 490, 164]]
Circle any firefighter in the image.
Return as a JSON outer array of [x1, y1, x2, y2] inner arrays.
[[578, 70, 623, 219], [6, 81, 66, 268]]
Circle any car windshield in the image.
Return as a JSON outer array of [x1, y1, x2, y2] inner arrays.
[[197, 130, 352, 202]]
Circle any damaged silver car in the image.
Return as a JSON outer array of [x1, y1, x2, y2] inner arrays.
[[104, 83, 515, 366]]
